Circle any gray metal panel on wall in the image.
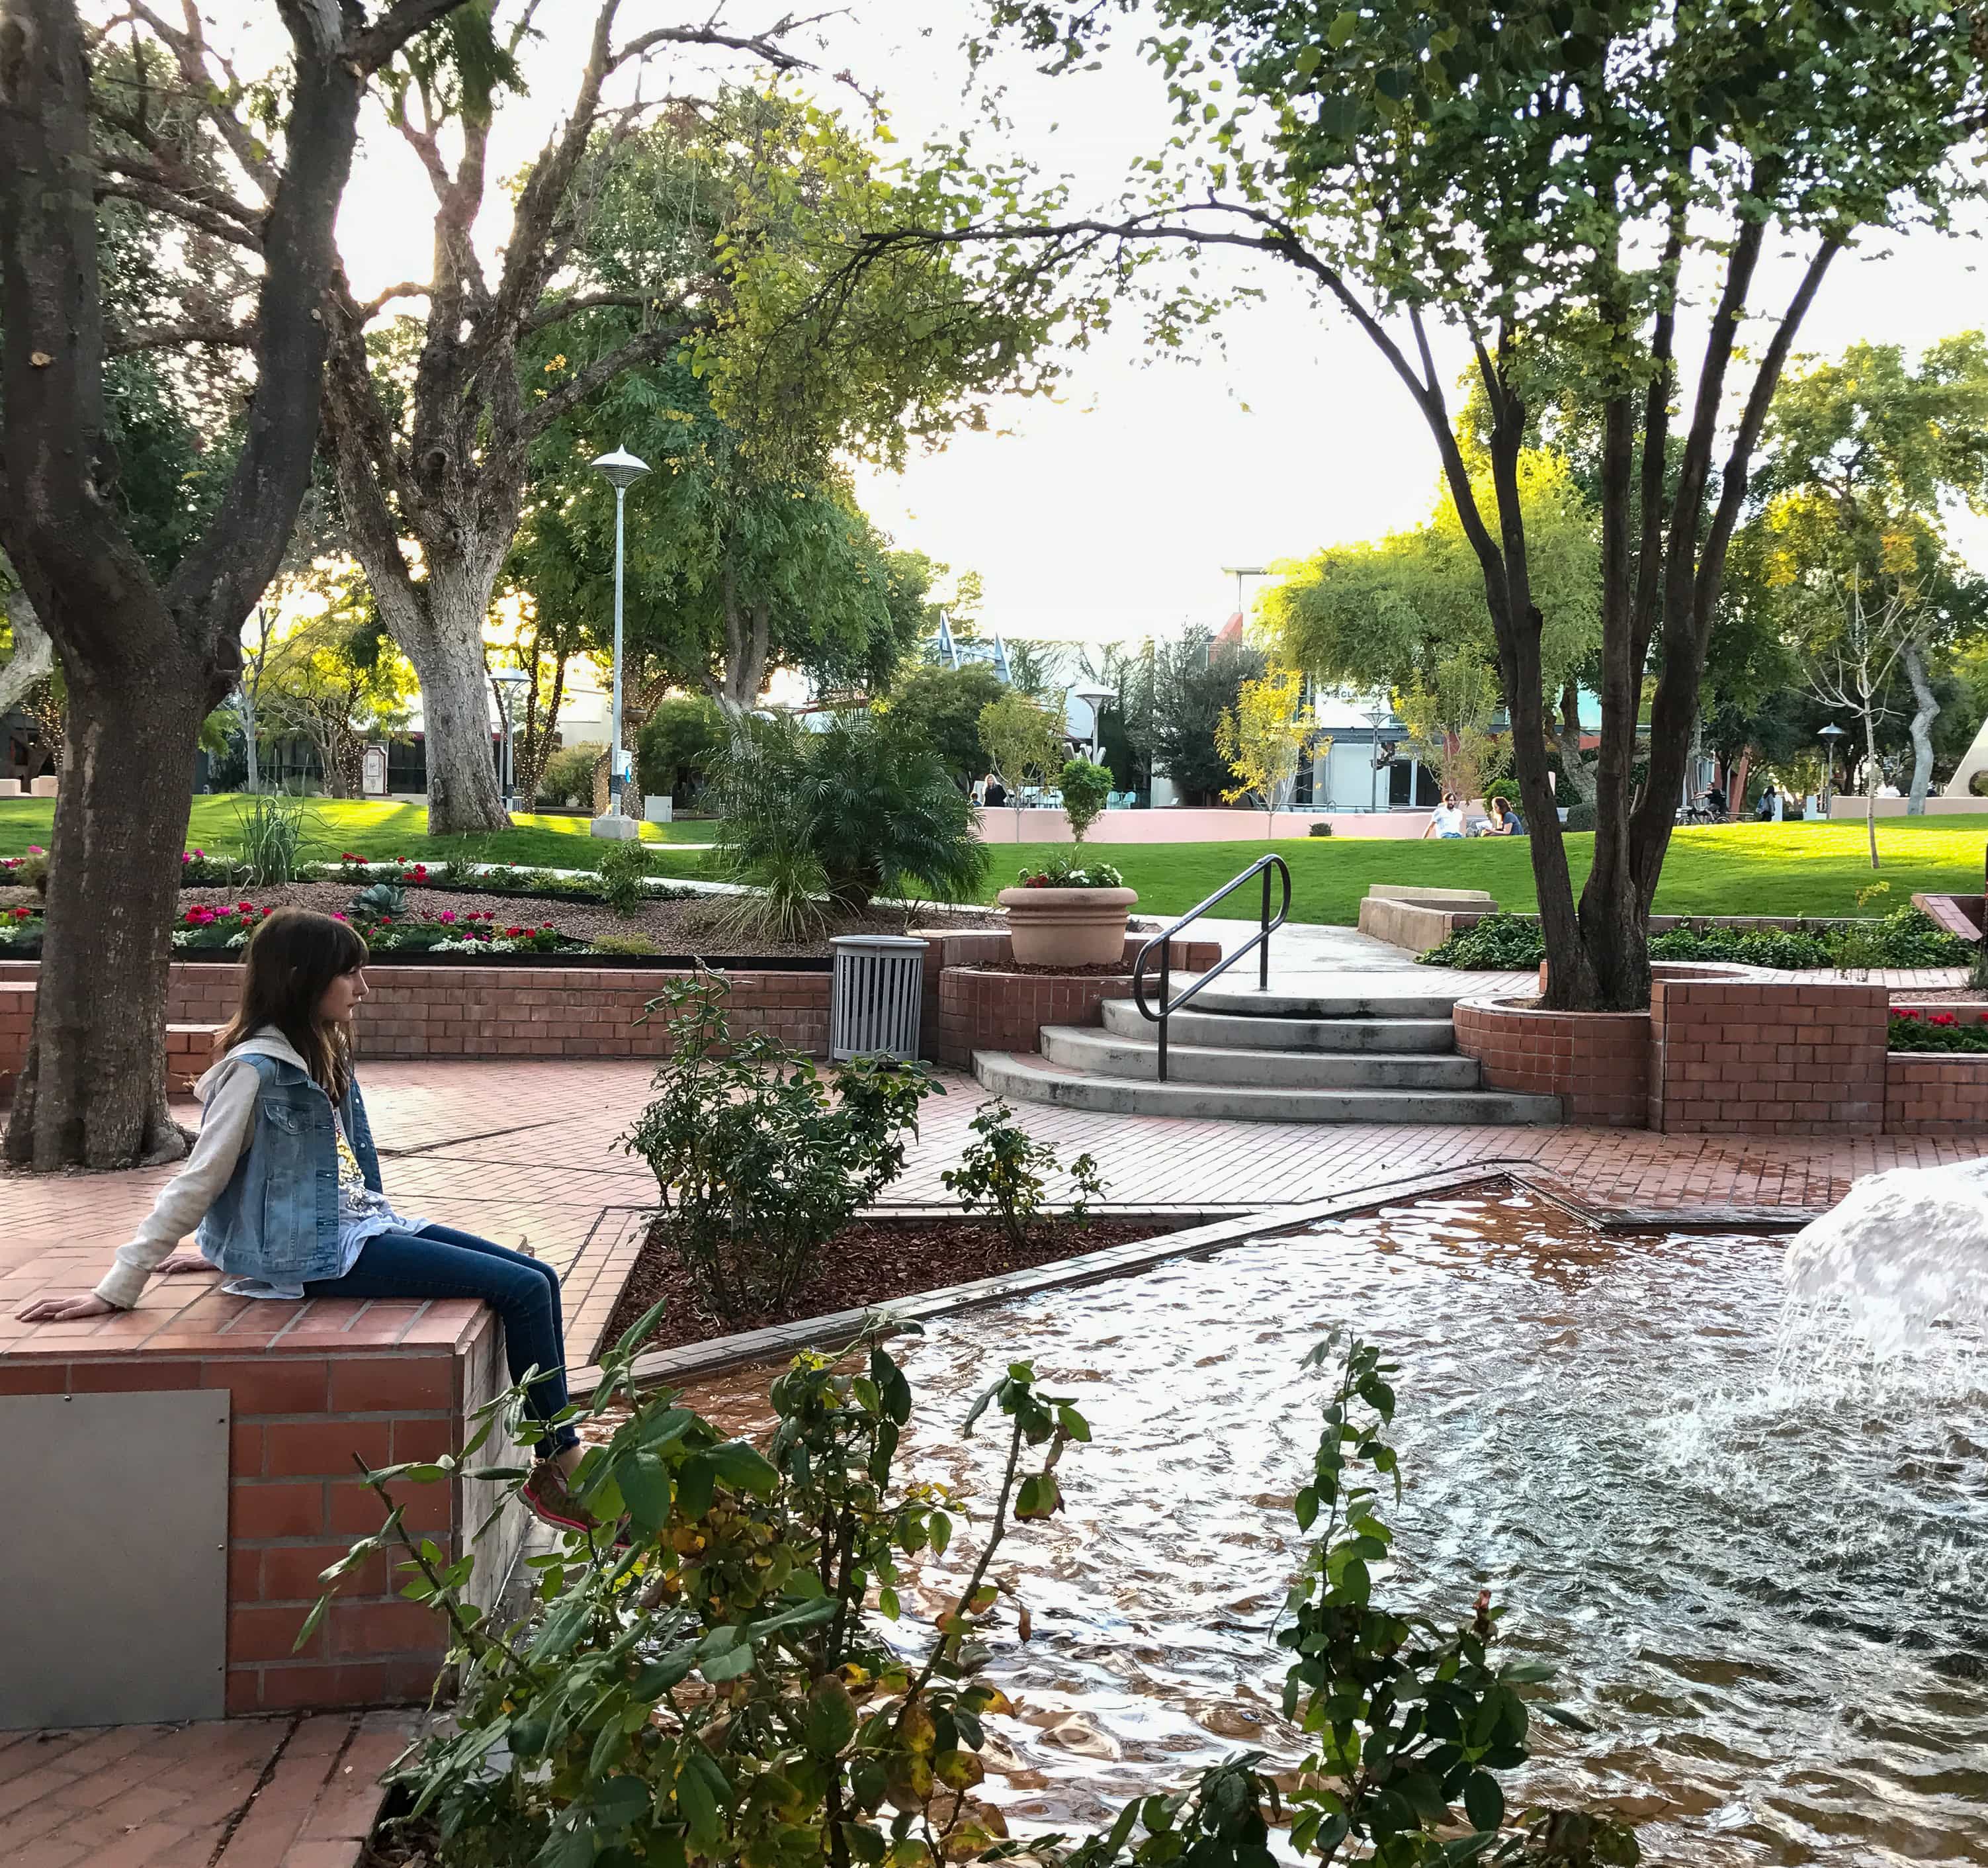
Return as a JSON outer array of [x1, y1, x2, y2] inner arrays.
[[0, 1389, 230, 1728]]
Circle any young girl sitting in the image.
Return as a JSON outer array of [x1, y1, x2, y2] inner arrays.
[[16, 907, 593, 1531]]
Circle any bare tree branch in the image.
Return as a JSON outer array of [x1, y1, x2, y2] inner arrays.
[[107, 316, 256, 355]]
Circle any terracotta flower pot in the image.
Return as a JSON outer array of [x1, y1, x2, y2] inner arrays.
[[998, 885, 1139, 967]]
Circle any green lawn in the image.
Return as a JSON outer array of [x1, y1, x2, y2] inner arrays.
[[0, 795, 714, 873], [976, 818, 1988, 924], [5, 796, 1983, 922]]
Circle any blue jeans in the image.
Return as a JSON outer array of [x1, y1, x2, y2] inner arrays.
[[306, 1224, 580, 1458]]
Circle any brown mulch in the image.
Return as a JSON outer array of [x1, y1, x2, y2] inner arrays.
[[599, 1211, 1191, 1355], [0, 879, 1003, 958]]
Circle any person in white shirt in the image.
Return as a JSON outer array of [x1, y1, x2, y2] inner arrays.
[[1422, 793, 1467, 838], [15, 908, 597, 1533]]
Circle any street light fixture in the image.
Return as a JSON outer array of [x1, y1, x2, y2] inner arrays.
[[589, 447, 650, 835], [1070, 682, 1116, 761], [491, 668, 531, 817], [1819, 722, 1846, 821]]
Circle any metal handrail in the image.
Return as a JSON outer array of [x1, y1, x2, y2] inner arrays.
[[1131, 853, 1291, 1081]]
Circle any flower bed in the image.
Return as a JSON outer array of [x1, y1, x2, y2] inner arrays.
[[1889, 1007, 1988, 1051]]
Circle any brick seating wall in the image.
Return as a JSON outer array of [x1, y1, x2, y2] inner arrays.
[[1649, 977, 1889, 1135], [0, 1294, 525, 1716]]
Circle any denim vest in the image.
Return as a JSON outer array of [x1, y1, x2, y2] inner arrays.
[[193, 1050, 382, 1286]]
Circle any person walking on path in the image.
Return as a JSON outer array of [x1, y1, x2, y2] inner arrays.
[[15, 909, 597, 1532]]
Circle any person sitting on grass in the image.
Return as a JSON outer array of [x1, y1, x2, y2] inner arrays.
[[14, 907, 595, 1534], [1422, 791, 1466, 839], [1483, 795, 1525, 836]]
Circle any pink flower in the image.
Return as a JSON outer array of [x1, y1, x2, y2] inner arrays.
[[332, 912, 348, 922], [438, 909, 456, 924], [26, 845, 43, 856]]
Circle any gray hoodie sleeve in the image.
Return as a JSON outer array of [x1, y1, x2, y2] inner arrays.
[[94, 1061, 261, 1309]]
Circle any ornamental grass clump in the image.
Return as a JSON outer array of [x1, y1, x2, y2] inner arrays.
[[311, 1315, 1637, 1868], [619, 974, 939, 1319]]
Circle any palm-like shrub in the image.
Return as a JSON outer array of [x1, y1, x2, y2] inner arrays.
[[711, 711, 987, 937]]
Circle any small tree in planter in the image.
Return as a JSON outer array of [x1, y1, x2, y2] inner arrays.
[[996, 753, 1141, 966], [1058, 754, 1113, 846]]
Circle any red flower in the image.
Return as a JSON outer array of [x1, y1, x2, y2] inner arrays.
[[504, 926, 523, 937], [12, 907, 29, 921], [1897, 1008, 1921, 1019], [1932, 1012, 1958, 1026], [237, 901, 254, 912]]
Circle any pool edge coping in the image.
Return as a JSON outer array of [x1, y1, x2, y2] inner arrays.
[[579, 1157, 1809, 1396]]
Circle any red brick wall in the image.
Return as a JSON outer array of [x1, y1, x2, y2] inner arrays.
[[1453, 998, 1648, 1126], [932, 938, 1221, 1068], [1885, 1054, 1988, 1134], [1649, 977, 1888, 1135], [1, 1313, 519, 1715], [0, 961, 832, 1078]]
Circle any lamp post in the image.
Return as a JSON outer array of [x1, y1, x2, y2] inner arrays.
[[1070, 682, 1116, 762], [589, 447, 650, 833], [1819, 722, 1846, 821], [491, 668, 530, 817], [1367, 693, 1391, 813]]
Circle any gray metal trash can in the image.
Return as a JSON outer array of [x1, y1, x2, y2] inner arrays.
[[829, 935, 926, 1062]]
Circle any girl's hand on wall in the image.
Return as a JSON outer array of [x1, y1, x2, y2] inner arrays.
[[15, 1293, 115, 1323]]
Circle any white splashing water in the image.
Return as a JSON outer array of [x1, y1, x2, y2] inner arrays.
[[1778, 1161, 1988, 1378]]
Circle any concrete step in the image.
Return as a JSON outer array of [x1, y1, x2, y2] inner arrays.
[[1041, 1026, 1483, 1089], [1099, 999, 1457, 1053], [974, 1051, 1563, 1126], [1180, 983, 1467, 1020]]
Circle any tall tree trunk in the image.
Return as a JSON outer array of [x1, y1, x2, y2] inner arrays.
[[1862, 699, 1881, 869], [1903, 637, 1938, 816], [362, 555, 508, 834], [1551, 676, 1596, 805], [8, 663, 204, 1167]]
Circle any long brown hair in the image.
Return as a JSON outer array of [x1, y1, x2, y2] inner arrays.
[[216, 909, 369, 1100]]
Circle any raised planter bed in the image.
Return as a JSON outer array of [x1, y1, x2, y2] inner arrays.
[[599, 1210, 1206, 1356]]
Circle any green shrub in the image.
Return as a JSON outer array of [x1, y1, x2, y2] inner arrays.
[[711, 710, 987, 938], [635, 695, 724, 804], [1418, 913, 1547, 969], [311, 1319, 1635, 1868], [538, 744, 602, 810], [1648, 907, 1967, 969], [1970, 770, 1988, 799], [595, 839, 651, 916], [1058, 755, 1113, 844], [940, 1097, 1106, 1249], [1309, 820, 1334, 836], [1563, 800, 1596, 833], [589, 932, 658, 956], [234, 791, 306, 884], [618, 975, 937, 1318]]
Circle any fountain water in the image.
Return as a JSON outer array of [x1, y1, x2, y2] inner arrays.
[[675, 1190, 1988, 1865], [1781, 1161, 1988, 1354]]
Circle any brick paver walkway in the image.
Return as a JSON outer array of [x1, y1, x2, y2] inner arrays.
[[0, 1711, 410, 1868]]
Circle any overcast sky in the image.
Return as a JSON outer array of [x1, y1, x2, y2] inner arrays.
[[326, 0, 1988, 648]]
